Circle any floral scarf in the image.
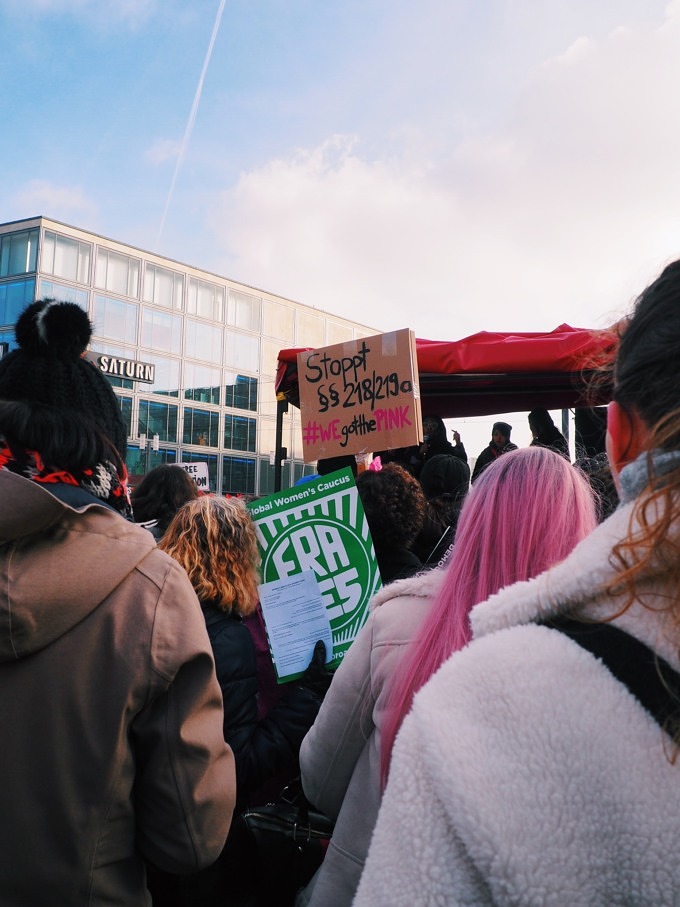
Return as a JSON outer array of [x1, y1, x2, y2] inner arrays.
[[0, 436, 132, 517]]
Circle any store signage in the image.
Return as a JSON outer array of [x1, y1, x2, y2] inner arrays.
[[86, 352, 155, 384], [296, 328, 422, 462]]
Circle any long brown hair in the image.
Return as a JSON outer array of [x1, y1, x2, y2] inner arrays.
[[607, 261, 680, 614], [160, 496, 260, 615]]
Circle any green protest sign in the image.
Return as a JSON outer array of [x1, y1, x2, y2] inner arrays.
[[247, 468, 382, 677]]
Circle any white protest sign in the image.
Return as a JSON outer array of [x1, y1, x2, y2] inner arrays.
[[176, 461, 210, 492]]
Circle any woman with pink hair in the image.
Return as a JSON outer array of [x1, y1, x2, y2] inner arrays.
[[297, 446, 597, 907]]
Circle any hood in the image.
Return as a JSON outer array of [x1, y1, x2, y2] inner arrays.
[[0, 469, 157, 661]]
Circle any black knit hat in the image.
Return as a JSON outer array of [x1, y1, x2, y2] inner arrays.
[[492, 421, 513, 438], [0, 299, 127, 456], [420, 454, 470, 499]]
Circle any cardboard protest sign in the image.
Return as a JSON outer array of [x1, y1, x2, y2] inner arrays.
[[176, 461, 210, 491], [247, 468, 382, 681], [297, 328, 422, 463]]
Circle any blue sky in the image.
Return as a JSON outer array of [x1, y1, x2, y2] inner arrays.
[[3, 0, 679, 449]]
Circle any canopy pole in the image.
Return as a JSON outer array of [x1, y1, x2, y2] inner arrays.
[[274, 396, 288, 492]]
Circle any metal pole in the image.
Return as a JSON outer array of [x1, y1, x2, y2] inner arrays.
[[274, 396, 289, 492]]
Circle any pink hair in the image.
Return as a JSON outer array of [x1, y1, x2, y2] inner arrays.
[[380, 445, 598, 787]]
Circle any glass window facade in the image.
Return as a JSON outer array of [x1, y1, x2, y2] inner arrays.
[[225, 330, 259, 371], [0, 218, 373, 495], [42, 231, 91, 284], [185, 361, 221, 405], [0, 229, 38, 277], [126, 444, 177, 479], [118, 395, 133, 437], [93, 294, 138, 346], [0, 277, 36, 326], [222, 456, 256, 496], [0, 329, 16, 354], [224, 373, 257, 411], [144, 263, 184, 310], [138, 399, 178, 443], [39, 279, 88, 308], [185, 318, 223, 364], [95, 248, 140, 298], [228, 289, 261, 332], [141, 308, 182, 354], [183, 407, 220, 447], [188, 277, 225, 321], [139, 350, 180, 397], [224, 414, 256, 452]]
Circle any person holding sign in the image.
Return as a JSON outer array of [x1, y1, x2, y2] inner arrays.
[[297, 448, 596, 907], [150, 496, 328, 906]]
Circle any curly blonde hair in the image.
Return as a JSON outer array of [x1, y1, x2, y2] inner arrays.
[[159, 495, 260, 615]]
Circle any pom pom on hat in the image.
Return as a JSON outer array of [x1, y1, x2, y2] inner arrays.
[[0, 299, 128, 456], [14, 299, 92, 359]]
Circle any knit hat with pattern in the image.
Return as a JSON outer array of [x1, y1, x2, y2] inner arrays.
[[0, 299, 127, 456]]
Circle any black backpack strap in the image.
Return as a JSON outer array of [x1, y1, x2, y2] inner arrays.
[[544, 617, 680, 738]]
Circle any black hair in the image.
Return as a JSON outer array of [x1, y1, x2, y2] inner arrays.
[[0, 400, 124, 475], [422, 415, 448, 444], [614, 260, 680, 442], [528, 408, 554, 433], [356, 463, 426, 550], [132, 464, 200, 533]]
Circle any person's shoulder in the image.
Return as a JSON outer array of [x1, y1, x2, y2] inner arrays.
[[370, 570, 443, 636], [372, 567, 444, 609]]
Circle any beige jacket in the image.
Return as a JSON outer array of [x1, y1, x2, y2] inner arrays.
[[0, 470, 235, 906], [297, 568, 443, 907]]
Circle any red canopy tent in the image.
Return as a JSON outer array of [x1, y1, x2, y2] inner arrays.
[[275, 323, 617, 419]]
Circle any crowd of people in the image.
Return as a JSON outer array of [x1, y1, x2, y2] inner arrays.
[[2, 261, 680, 906]]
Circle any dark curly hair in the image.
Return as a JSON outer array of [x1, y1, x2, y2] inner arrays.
[[132, 464, 200, 534], [356, 463, 426, 551]]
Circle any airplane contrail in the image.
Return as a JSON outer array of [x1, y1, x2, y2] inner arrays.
[[156, 0, 226, 247]]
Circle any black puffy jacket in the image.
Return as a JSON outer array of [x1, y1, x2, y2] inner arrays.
[[202, 601, 321, 808]]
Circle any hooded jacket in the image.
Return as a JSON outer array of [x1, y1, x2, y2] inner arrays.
[[355, 500, 680, 906], [0, 469, 235, 906]]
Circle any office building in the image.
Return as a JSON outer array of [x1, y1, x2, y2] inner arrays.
[[0, 216, 376, 494]]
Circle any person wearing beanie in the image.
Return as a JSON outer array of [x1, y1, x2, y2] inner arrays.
[[0, 299, 235, 905], [412, 454, 471, 566], [528, 407, 570, 460], [471, 421, 518, 482]]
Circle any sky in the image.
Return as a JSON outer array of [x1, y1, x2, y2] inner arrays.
[[2, 0, 680, 454]]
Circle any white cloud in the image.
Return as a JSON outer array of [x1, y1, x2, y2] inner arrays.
[[11, 180, 98, 223], [145, 138, 182, 166], [210, 1, 680, 341]]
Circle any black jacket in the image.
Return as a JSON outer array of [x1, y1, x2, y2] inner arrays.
[[530, 426, 570, 459], [202, 602, 321, 808], [471, 441, 518, 482]]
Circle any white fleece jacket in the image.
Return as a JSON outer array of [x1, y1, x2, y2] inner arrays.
[[354, 501, 680, 906]]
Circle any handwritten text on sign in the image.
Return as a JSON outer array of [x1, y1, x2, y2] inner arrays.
[[176, 461, 210, 491], [297, 329, 421, 462]]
